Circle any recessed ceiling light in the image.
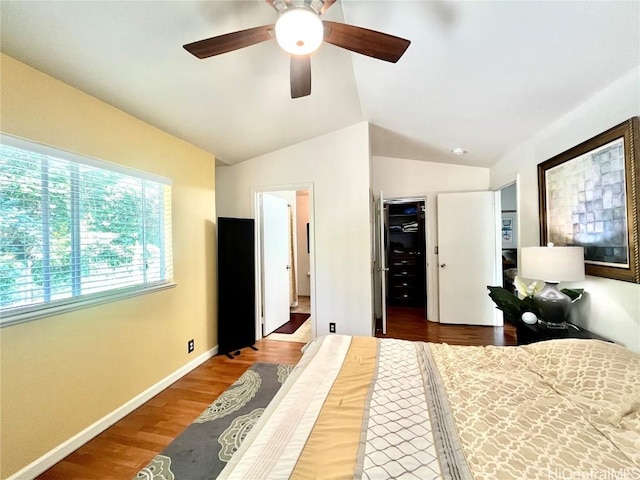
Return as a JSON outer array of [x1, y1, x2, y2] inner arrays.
[[451, 148, 467, 155]]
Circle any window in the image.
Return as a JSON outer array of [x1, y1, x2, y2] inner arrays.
[[0, 134, 173, 326]]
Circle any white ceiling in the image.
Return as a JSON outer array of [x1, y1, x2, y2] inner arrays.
[[1, 1, 638, 168]]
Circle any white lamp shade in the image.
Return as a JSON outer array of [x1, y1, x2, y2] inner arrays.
[[275, 8, 324, 55], [520, 246, 585, 282]]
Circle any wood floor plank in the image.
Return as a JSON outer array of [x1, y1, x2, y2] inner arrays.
[[377, 305, 517, 346], [37, 313, 516, 479]]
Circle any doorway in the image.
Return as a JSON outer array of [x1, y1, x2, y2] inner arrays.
[[254, 187, 314, 344], [499, 182, 518, 293], [377, 197, 428, 335]]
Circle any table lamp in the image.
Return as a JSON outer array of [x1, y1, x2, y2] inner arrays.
[[520, 244, 585, 328]]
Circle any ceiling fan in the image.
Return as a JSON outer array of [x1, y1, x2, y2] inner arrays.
[[183, 0, 411, 99]]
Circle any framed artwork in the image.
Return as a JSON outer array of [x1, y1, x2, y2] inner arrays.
[[502, 211, 517, 248], [538, 117, 639, 283]]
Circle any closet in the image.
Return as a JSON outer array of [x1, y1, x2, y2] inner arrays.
[[385, 199, 426, 306]]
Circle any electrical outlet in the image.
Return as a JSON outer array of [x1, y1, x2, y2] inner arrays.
[[187, 339, 194, 353], [329, 323, 336, 333]]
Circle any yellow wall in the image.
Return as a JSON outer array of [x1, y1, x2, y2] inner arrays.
[[0, 54, 217, 477]]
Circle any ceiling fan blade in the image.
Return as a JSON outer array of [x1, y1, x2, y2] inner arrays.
[[323, 21, 410, 63], [184, 25, 274, 59], [290, 55, 311, 99], [320, 0, 337, 14]]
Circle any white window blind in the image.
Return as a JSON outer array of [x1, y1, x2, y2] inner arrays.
[[0, 134, 173, 326]]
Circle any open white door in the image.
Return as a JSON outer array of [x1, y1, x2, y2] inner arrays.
[[261, 193, 290, 335], [437, 191, 501, 326], [372, 191, 388, 335], [378, 192, 388, 334]]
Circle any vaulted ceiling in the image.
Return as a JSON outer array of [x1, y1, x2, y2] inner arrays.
[[1, 1, 638, 168]]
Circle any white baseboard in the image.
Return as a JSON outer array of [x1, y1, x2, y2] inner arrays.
[[8, 345, 218, 480]]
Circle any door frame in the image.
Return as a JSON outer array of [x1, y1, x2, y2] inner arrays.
[[252, 183, 316, 342], [494, 175, 521, 262], [493, 175, 521, 326], [375, 195, 428, 327]]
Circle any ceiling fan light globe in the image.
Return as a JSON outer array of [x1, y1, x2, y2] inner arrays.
[[275, 8, 323, 55]]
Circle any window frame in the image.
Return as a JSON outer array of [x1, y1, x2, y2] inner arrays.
[[0, 134, 175, 327]]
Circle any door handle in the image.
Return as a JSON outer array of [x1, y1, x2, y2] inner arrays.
[[440, 263, 446, 268], [286, 265, 291, 270]]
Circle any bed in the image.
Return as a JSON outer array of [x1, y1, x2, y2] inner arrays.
[[218, 335, 640, 479]]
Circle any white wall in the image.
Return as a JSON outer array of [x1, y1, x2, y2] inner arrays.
[[501, 183, 517, 211], [372, 157, 490, 198], [490, 67, 640, 352], [372, 156, 491, 321], [216, 122, 373, 337]]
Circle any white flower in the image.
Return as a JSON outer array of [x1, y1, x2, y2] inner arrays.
[[513, 276, 544, 299]]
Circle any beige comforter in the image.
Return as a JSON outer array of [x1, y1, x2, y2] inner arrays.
[[219, 335, 640, 479]]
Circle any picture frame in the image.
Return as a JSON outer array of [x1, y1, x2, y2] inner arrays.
[[537, 117, 640, 283], [501, 211, 517, 248]]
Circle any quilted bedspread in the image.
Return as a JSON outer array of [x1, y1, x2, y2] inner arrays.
[[218, 335, 640, 479]]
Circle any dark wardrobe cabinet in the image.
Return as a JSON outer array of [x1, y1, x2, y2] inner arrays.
[[217, 217, 255, 355]]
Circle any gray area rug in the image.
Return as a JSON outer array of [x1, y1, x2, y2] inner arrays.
[[134, 362, 294, 480]]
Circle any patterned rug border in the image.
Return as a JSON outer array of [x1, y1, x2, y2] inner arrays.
[[134, 362, 294, 480]]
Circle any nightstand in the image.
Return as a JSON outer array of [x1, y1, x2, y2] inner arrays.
[[506, 315, 611, 345]]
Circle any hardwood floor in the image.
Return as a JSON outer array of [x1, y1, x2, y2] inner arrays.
[[37, 313, 516, 479], [377, 305, 518, 346], [36, 340, 306, 480]]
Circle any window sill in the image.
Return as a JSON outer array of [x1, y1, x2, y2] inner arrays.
[[0, 282, 177, 328]]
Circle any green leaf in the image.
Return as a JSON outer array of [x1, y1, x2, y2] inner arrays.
[[561, 288, 584, 302], [487, 286, 521, 317]]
